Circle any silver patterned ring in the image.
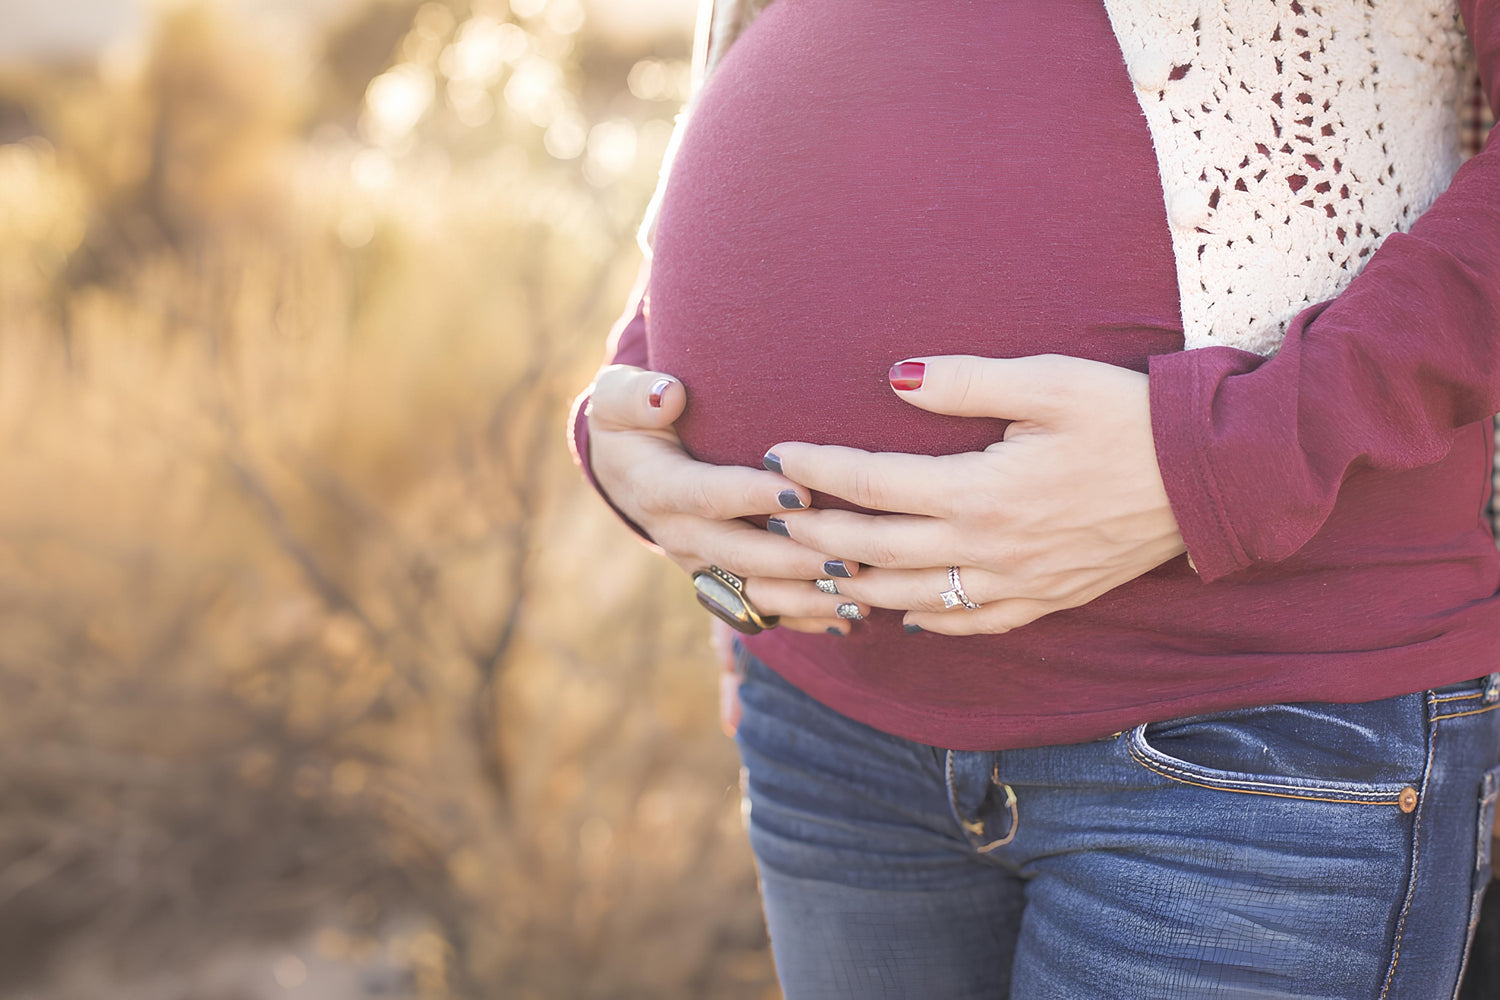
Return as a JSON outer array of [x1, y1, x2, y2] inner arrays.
[[814, 578, 840, 595], [939, 566, 983, 611]]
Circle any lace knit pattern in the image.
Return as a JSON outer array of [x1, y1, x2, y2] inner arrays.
[[1101, 0, 1475, 355]]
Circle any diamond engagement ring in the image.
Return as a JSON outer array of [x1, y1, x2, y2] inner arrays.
[[939, 566, 983, 611]]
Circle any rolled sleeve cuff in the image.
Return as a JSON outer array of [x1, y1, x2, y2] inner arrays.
[[1148, 349, 1255, 583]]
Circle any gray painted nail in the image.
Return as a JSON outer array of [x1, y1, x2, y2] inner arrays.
[[824, 560, 853, 578], [903, 623, 924, 634], [762, 452, 783, 474], [766, 517, 790, 537], [777, 489, 806, 510]]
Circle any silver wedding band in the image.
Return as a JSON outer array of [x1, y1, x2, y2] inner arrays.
[[939, 566, 983, 611]]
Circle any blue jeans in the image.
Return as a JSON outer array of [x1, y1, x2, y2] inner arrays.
[[731, 645, 1500, 999]]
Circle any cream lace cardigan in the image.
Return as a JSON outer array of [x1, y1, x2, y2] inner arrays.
[[636, 0, 1499, 531]]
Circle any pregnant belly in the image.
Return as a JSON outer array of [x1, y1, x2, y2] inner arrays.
[[648, 0, 1185, 486]]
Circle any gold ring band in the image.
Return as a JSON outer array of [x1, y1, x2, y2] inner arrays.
[[692, 566, 780, 635]]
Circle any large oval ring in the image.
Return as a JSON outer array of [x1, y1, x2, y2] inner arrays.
[[939, 565, 983, 611], [692, 566, 781, 635]]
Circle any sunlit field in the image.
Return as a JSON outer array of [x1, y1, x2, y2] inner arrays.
[[0, 2, 774, 997]]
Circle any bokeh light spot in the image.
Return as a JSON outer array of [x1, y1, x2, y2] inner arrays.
[[544, 111, 587, 160], [362, 63, 435, 148], [272, 955, 308, 989], [510, 0, 548, 19]]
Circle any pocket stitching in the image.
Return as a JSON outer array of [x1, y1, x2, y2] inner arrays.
[[1127, 725, 1410, 803], [1431, 703, 1500, 723], [1431, 692, 1484, 705]]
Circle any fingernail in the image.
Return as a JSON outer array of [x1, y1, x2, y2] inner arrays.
[[777, 489, 806, 510], [823, 560, 853, 578], [762, 451, 783, 474], [836, 603, 864, 621], [903, 623, 924, 634], [826, 626, 845, 637], [648, 377, 675, 408], [889, 361, 926, 391], [766, 517, 790, 538]]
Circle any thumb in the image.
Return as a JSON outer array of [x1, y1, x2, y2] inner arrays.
[[886, 354, 1090, 423], [589, 364, 687, 432]]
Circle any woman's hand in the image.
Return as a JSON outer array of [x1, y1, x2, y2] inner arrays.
[[587, 364, 868, 634], [764, 354, 1189, 635]]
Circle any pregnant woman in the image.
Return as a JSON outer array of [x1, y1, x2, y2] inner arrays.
[[571, 1, 1500, 996]]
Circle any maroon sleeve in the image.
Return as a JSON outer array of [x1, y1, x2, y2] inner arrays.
[[568, 258, 658, 543], [1147, 1, 1500, 583]]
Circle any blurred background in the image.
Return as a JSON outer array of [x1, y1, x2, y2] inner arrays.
[[0, 0, 775, 997]]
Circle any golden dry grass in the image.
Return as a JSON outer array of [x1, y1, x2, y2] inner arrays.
[[0, 3, 773, 997]]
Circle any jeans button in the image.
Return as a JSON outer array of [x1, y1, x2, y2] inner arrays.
[[1398, 787, 1419, 813]]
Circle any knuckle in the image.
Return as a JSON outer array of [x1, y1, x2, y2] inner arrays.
[[951, 357, 984, 413], [934, 481, 975, 521], [597, 363, 635, 385], [740, 576, 769, 607], [632, 468, 672, 514], [848, 466, 882, 510], [944, 486, 984, 521], [960, 465, 1006, 516], [1034, 362, 1076, 413], [649, 519, 689, 558], [859, 537, 902, 569], [704, 474, 753, 521], [592, 368, 634, 413], [974, 616, 1013, 635], [1039, 385, 1071, 416], [707, 491, 743, 522], [914, 594, 945, 613], [685, 477, 727, 520], [826, 579, 859, 603], [718, 539, 758, 578]]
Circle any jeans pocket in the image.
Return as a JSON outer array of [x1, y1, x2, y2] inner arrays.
[[1125, 696, 1426, 804]]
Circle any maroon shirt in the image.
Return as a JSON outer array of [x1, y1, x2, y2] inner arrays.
[[572, 0, 1500, 750]]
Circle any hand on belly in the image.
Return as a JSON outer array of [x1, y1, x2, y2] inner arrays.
[[760, 354, 1191, 635], [586, 363, 876, 635]]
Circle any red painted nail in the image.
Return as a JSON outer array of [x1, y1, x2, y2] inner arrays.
[[888, 361, 925, 391], [647, 377, 674, 408]]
